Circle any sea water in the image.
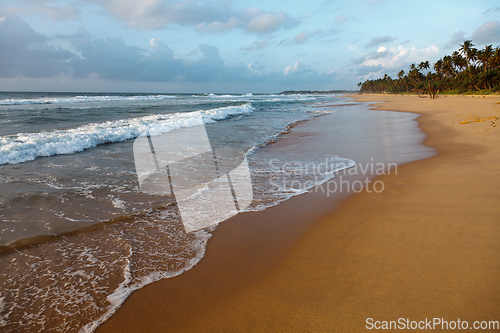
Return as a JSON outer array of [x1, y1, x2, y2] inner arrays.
[[0, 92, 355, 332]]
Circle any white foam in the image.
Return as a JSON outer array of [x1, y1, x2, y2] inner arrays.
[[0, 295, 6, 327], [79, 230, 211, 333], [110, 197, 126, 211], [246, 157, 356, 212], [0, 104, 254, 165], [0, 94, 177, 106]]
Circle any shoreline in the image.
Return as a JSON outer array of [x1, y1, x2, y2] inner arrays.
[[97, 95, 500, 332]]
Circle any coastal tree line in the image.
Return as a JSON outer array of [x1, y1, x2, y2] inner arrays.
[[358, 41, 500, 97]]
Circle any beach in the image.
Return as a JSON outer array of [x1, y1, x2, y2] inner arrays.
[[95, 94, 500, 332], [3, 2, 500, 331]]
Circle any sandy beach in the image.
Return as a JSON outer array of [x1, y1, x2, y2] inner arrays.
[[97, 94, 500, 332]]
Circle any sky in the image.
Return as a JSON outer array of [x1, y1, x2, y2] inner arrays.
[[0, 0, 499, 93]]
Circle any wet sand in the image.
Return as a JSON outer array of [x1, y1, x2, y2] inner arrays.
[[97, 95, 500, 332]]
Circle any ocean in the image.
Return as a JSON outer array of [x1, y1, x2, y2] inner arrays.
[[0, 92, 356, 332]]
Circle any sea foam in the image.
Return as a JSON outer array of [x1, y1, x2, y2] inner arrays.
[[0, 295, 6, 328], [0, 94, 177, 106], [0, 104, 254, 165]]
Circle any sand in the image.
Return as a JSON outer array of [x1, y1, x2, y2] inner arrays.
[[97, 94, 500, 332]]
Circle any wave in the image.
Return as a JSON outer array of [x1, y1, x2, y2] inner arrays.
[[0, 94, 178, 106], [0, 104, 254, 165], [207, 93, 253, 98]]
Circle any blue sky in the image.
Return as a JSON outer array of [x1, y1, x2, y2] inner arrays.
[[0, 0, 499, 93]]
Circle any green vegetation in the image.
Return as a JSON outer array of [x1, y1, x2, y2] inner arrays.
[[358, 41, 500, 98]]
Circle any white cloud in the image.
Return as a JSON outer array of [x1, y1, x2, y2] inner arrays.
[[359, 45, 439, 70], [284, 62, 298, 75], [284, 62, 307, 75]]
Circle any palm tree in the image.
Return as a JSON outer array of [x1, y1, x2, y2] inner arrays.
[[434, 59, 443, 77], [418, 61, 430, 75], [396, 70, 408, 92], [441, 55, 455, 77], [459, 40, 477, 69], [359, 39, 500, 94], [492, 47, 500, 69], [408, 63, 422, 89], [451, 51, 466, 73], [478, 45, 493, 72]]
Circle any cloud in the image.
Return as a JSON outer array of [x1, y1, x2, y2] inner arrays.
[[482, 7, 500, 15], [275, 61, 334, 86], [471, 21, 500, 44], [4, 1, 80, 21], [279, 28, 339, 46], [84, 0, 298, 34], [367, 47, 389, 60], [335, 15, 351, 24], [442, 31, 466, 50], [65, 30, 236, 82], [67, 29, 164, 81], [350, 56, 366, 65], [355, 64, 384, 76], [284, 62, 301, 75], [294, 30, 318, 44], [293, 31, 312, 44], [0, 15, 74, 78], [44, 5, 80, 21], [187, 49, 199, 57], [241, 8, 297, 34], [85, 0, 230, 30], [195, 18, 239, 33], [365, 36, 396, 48], [442, 21, 500, 51], [1, 15, 333, 88], [352, 45, 440, 77], [66, 29, 227, 82], [241, 35, 275, 52]]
